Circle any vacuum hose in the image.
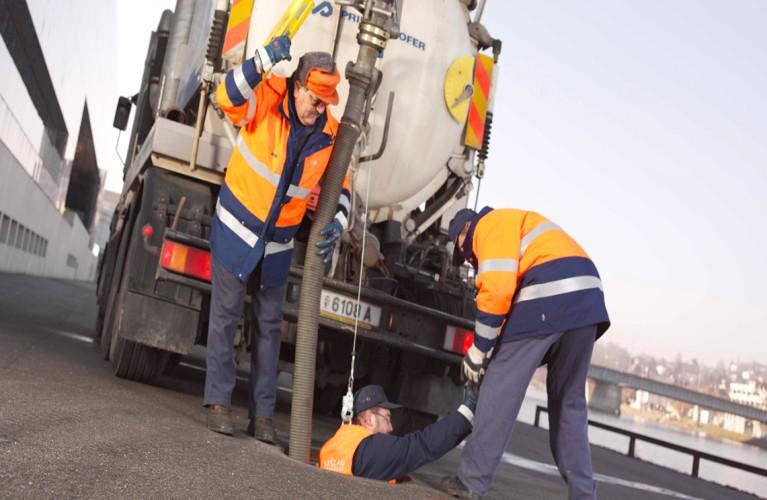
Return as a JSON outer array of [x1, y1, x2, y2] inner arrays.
[[289, 3, 394, 464]]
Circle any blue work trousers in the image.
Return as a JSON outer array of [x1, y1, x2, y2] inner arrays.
[[203, 254, 287, 420], [459, 325, 598, 499]]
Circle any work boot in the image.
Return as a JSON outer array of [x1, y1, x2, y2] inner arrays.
[[440, 475, 482, 500], [206, 405, 234, 436], [247, 418, 277, 445]]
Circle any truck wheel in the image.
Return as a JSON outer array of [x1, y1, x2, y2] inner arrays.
[[103, 194, 170, 383], [105, 275, 170, 384], [100, 264, 127, 360], [95, 303, 106, 351], [99, 296, 115, 360], [109, 325, 170, 384], [99, 228, 133, 360]]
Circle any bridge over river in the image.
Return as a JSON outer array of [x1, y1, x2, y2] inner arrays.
[[586, 364, 767, 423]]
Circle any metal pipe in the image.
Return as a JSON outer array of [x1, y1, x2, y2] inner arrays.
[[159, 0, 195, 114], [289, 0, 395, 464], [474, 0, 487, 23], [189, 86, 207, 172], [359, 91, 394, 163]]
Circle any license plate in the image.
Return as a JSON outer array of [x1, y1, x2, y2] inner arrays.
[[320, 290, 382, 329]]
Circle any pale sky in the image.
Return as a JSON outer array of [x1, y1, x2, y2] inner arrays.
[[476, 1, 767, 367], [112, 1, 767, 367]]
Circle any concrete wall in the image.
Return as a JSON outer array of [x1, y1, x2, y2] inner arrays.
[[0, 140, 96, 281]]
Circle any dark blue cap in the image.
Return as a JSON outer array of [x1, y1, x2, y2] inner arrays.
[[354, 385, 400, 416], [448, 208, 477, 266]]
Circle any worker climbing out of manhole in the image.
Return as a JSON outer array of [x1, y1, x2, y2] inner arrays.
[[319, 384, 478, 482]]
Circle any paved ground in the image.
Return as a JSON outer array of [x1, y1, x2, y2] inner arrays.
[[0, 272, 761, 499]]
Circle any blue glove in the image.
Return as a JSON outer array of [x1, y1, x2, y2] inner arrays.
[[462, 384, 479, 414], [315, 218, 343, 265], [256, 35, 291, 73], [264, 35, 292, 64]]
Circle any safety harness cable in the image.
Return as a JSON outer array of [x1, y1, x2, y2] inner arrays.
[[340, 85, 377, 424]]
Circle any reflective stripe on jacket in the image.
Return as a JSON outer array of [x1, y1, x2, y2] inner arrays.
[[465, 207, 610, 351], [211, 57, 351, 286], [319, 424, 372, 477]]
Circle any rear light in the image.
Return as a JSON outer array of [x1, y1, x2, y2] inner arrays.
[[160, 239, 211, 281], [443, 326, 474, 355]]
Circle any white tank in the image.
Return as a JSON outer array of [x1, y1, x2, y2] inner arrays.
[[246, 0, 475, 224]]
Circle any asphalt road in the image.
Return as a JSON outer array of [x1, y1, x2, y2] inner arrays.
[[0, 272, 760, 499]]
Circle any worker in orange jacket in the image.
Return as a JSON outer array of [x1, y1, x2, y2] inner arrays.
[[320, 385, 477, 482], [203, 36, 351, 443], [440, 207, 610, 500]]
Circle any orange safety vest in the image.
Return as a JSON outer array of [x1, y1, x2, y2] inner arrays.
[[320, 424, 371, 475], [319, 424, 396, 484], [462, 207, 609, 350], [218, 76, 342, 229], [211, 62, 351, 284]]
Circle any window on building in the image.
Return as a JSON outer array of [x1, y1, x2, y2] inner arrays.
[[27, 230, 36, 253], [66, 254, 78, 268], [10, 221, 18, 248], [15, 224, 25, 249], [42, 239, 48, 257], [22, 228, 30, 252], [0, 214, 9, 243]]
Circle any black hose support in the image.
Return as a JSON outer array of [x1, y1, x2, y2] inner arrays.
[[289, 3, 395, 464], [478, 112, 493, 164], [206, 7, 227, 72]]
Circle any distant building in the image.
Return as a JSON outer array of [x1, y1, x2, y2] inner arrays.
[[729, 380, 767, 409], [723, 380, 765, 437], [0, 0, 117, 280]]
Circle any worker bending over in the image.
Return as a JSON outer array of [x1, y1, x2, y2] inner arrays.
[[441, 207, 610, 500]]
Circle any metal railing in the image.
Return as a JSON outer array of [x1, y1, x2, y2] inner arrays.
[[534, 405, 767, 479]]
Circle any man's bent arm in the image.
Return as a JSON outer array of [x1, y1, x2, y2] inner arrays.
[[352, 411, 471, 481]]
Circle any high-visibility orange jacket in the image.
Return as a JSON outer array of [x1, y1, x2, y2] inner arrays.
[[457, 207, 610, 352], [210, 58, 351, 286], [319, 424, 372, 476], [319, 411, 471, 481]]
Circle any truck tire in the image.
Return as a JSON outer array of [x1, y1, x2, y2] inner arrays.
[[103, 252, 171, 385], [104, 178, 173, 384], [99, 293, 115, 360], [100, 267, 124, 361], [99, 206, 139, 360], [95, 212, 119, 347], [109, 326, 170, 383], [105, 254, 171, 383]]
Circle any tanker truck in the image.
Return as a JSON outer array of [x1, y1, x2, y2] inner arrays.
[[97, 0, 501, 424]]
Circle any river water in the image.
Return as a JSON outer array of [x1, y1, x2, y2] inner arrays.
[[518, 388, 767, 498]]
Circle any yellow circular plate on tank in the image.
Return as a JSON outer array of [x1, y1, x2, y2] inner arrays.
[[444, 56, 476, 124]]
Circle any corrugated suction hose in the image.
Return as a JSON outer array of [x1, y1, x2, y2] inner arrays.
[[288, 2, 394, 464]]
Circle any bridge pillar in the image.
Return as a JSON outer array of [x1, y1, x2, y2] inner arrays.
[[586, 379, 621, 416]]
